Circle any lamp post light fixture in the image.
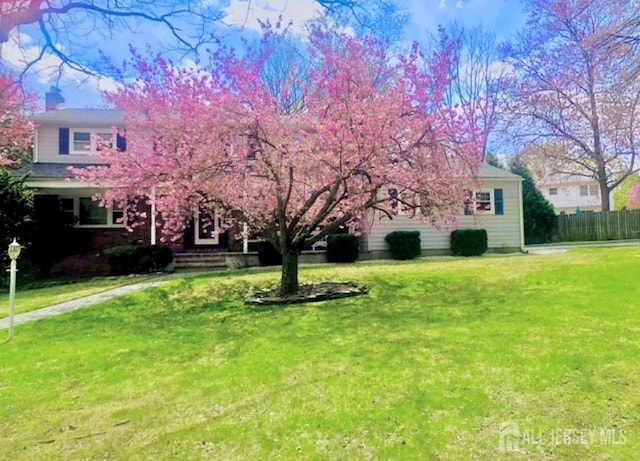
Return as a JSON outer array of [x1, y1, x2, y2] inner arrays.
[[7, 238, 21, 340]]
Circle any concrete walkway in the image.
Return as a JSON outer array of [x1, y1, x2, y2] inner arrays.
[[0, 280, 168, 330], [525, 239, 640, 255]]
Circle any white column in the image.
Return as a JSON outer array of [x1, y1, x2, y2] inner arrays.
[[242, 222, 249, 254], [150, 186, 157, 245]]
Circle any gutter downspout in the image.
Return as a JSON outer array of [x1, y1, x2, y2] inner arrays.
[[518, 178, 526, 252]]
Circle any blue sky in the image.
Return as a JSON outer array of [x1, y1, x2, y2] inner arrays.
[[0, 0, 526, 109]]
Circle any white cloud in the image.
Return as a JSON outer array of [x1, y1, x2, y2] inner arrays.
[[0, 30, 121, 107], [222, 0, 323, 35], [456, 1, 464, 7], [439, 0, 447, 8]]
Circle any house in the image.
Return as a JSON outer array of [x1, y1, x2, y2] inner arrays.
[[364, 163, 524, 256], [536, 174, 612, 214], [16, 103, 524, 259]]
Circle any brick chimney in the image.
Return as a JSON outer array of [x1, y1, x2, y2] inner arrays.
[[45, 87, 65, 111]]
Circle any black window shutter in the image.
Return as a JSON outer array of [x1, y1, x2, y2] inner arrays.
[[59, 128, 70, 155], [494, 188, 504, 215], [116, 132, 127, 151]]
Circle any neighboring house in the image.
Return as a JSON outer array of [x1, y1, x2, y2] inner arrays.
[[15, 104, 524, 256], [536, 174, 613, 214], [364, 163, 525, 256]]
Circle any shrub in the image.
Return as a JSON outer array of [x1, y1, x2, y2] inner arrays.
[[384, 231, 421, 260], [450, 229, 488, 256], [49, 253, 110, 279], [104, 244, 174, 275], [327, 234, 359, 263], [257, 241, 282, 266], [149, 245, 175, 271]]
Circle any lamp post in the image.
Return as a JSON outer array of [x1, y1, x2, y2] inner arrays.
[[7, 238, 21, 340]]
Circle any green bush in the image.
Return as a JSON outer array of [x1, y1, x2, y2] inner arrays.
[[257, 241, 282, 266], [384, 231, 421, 260], [450, 229, 488, 256], [105, 244, 174, 275], [327, 234, 359, 263]]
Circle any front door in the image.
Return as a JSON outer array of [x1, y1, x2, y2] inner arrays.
[[194, 211, 220, 245]]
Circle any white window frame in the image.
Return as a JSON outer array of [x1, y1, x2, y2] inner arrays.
[[70, 128, 114, 155], [580, 185, 589, 196], [62, 196, 125, 228], [473, 189, 495, 215], [589, 184, 599, 196], [194, 212, 221, 245], [549, 187, 558, 195]]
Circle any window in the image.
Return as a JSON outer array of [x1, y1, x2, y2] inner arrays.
[[463, 188, 504, 215], [580, 184, 599, 196], [60, 198, 76, 225], [63, 196, 124, 227], [70, 129, 114, 154], [549, 188, 558, 195]]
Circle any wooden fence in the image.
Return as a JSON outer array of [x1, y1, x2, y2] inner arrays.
[[555, 210, 640, 242]]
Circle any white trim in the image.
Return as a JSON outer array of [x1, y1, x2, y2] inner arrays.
[[25, 179, 103, 189], [34, 129, 39, 163], [61, 195, 125, 228], [518, 180, 525, 250], [70, 128, 114, 155], [474, 189, 495, 215]]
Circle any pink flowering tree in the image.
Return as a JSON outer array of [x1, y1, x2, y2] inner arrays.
[[74, 25, 481, 295], [629, 183, 640, 209], [0, 74, 35, 168]]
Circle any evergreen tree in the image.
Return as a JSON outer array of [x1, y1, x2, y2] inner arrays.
[[509, 157, 556, 244], [0, 170, 33, 284]]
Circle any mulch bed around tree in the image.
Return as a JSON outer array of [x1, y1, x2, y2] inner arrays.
[[244, 282, 369, 305]]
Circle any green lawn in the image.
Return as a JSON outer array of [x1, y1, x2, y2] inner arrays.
[[1, 248, 639, 460], [0, 274, 158, 318]]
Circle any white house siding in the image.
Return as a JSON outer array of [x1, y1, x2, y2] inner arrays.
[[365, 179, 523, 253], [32, 109, 124, 164], [36, 124, 110, 164]]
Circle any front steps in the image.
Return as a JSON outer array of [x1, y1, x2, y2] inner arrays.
[[174, 253, 229, 271]]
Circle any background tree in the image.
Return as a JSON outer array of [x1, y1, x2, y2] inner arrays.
[[74, 25, 481, 296], [614, 175, 639, 210], [503, 0, 640, 211], [0, 170, 33, 285], [426, 23, 509, 159], [0, 73, 34, 167], [0, 0, 406, 79], [509, 156, 556, 244], [629, 181, 640, 209]]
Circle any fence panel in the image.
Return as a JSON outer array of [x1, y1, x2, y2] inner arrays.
[[556, 210, 640, 242]]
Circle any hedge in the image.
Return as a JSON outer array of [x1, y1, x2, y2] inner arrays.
[[384, 231, 421, 260], [450, 229, 488, 256]]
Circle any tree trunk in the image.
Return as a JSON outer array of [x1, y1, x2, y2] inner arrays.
[[599, 173, 610, 212], [280, 249, 300, 296]]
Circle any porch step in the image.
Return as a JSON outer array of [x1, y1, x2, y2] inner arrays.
[[174, 253, 229, 271]]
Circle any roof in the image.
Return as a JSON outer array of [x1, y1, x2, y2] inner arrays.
[[11, 162, 100, 179], [30, 108, 124, 125], [478, 162, 522, 180]]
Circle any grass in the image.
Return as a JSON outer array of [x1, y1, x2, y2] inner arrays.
[[0, 274, 158, 318], [1, 248, 639, 459]]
